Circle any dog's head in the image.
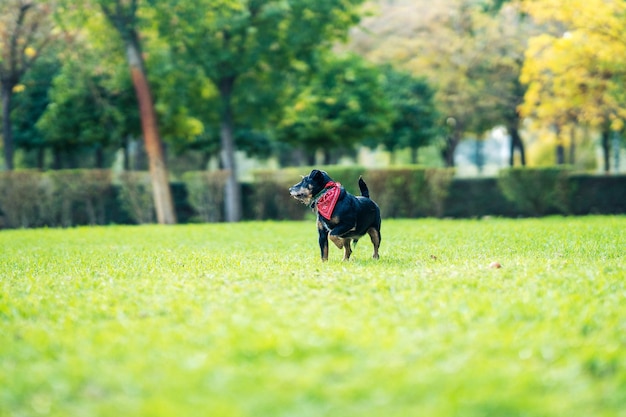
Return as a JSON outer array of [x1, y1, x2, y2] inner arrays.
[[289, 169, 333, 206]]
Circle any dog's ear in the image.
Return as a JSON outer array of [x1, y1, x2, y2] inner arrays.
[[310, 169, 322, 179]]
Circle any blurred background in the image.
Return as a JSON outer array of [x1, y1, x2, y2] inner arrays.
[[1, 0, 625, 226]]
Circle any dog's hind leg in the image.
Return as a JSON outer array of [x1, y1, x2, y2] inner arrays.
[[342, 238, 352, 261], [367, 227, 381, 260], [328, 235, 353, 261]]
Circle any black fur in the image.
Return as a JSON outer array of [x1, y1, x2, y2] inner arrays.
[[289, 169, 381, 261]]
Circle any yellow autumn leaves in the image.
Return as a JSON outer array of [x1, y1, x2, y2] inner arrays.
[[521, 0, 626, 131]]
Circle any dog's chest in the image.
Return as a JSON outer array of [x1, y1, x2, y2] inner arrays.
[[318, 213, 341, 231]]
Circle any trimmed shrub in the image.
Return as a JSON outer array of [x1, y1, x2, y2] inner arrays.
[[444, 178, 518, 218], [570, 174, 626, 215], [0, 171, 45, 228], [497, 167, 574, 216], [117, 171, 155, 224], [0, 170, 112, 228], [181, 171, 228, 222], [425, 168, 455, 217], [365, 168, 428, 218], [1, 168, 624, 228], [252, 170, 308, 220], [47, 170, 112, 226]]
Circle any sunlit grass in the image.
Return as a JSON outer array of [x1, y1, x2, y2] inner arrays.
[[1, 217, 625, 417]]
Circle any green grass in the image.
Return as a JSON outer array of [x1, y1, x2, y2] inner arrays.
[[1, 217, 625, 417]]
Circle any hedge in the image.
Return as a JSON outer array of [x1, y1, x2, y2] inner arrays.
[[0, 168, 624, 228], [0, 170, 111, 228]]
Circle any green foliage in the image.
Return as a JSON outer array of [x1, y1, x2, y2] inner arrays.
[[11, 55, 61, 154], [279, 54, 393, 152], [0, 0, 58, 169], [0, 218, 625, 416], [181, 171, 229, 222], [151, 0, 368, 145], [368, 66, 440, 158], [36, 66, 132, 157], [497, 167, 575, 216]]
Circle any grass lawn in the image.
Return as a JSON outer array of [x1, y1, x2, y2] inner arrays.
[[1, 216, 625, 417]]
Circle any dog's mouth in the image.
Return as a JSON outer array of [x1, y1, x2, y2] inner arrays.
[[289, 188, 312, 204]]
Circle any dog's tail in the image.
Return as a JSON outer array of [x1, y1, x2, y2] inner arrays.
[[358, 176, 370, 198]]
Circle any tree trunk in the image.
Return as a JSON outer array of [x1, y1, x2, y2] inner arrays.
[[569, 127, 576, 165], [219, 77, 241, 222], [556, 144, 565, 165], [442, 133, 460, 167], [53, 147, 62, 169], [601, 129, 611, 173], [36, 147, 45, 170], [122, 136, 130, 171], [508, 125, 526, 166], [554, 125, 565, 165], [95, 145, 104, 168], [410, 147, 419, 165], [200, 151, 211, 170], [1, 84, 15, 170], [304, 150, 315, 166], [125, 38, 177, 224], [475, 139, 484, 174], [612, 131, 620, 172]]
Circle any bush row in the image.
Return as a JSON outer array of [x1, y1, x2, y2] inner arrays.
[[1, 168, 624, 228], [249, 166, 456, 219], [0, 170, 112, 228]]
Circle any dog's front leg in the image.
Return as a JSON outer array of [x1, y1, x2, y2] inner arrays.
[[367, 227, 381, 260], [340, 238, 353, 261], [317, 221, 329, 261]]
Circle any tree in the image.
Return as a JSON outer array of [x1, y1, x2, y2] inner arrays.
[[152, 0, 366, 222], [349, 0, 494, 167], [35, 57, 139, 169], [279, 54, 393, 164], [10, 52, 60, 168], [349, 0, 534, 167], [521, 0, 626, 172], [479, 2, 531, 166], [375, 65, 439, 164], [0, 0, 56, 170], [95, 0, 176, 224]]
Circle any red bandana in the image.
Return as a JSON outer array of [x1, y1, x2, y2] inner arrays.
[[316, 181, 341, 220]]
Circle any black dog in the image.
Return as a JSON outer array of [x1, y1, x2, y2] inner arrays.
[[289, 169, 381, 261]]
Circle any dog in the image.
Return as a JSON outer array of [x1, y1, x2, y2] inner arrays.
[[289, 169, 381, 261]]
